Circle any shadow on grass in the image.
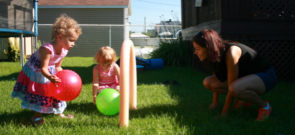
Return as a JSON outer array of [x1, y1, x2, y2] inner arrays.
[[66, 102, 102, 115], [0, 72, 19, 81], [0, 102, 114, 127], [132, 67, 216, 133], [133, 67, 295, 134], [130, 85, 220, 134], [0, 110, 37, 127]]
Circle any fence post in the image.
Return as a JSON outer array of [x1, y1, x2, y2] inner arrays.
[[109, 25, 112, 47], [20, 34, 24, 67]]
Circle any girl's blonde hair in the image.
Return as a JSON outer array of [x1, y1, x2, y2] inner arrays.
[[94, 46, 117, 64], [51, 14, 82, 39]]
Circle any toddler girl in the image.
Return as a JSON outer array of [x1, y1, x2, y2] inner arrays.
[[92, 46, 120, 104]]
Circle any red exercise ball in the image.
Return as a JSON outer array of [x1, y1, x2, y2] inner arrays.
[[49, 70, 82, 101]]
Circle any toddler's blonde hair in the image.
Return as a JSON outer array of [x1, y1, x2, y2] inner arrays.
[[51, 14, 82, 39], [94, 46, 117, 64]]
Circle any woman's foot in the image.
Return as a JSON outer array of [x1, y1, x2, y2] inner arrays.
[[256, 100, 272, 122]]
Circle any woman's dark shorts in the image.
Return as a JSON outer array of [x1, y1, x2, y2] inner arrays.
[[255, 66, 277, 93]]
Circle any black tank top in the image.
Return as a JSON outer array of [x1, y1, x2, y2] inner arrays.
[[214, 43, 272, 82]]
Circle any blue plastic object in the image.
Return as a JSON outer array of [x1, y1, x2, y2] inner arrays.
[[144, 58, 164, 70], [137, 65, 144, 72], [137, 65, 144, 68]]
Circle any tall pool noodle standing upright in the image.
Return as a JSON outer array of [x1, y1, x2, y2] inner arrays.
[[119, 39, 137, 128]]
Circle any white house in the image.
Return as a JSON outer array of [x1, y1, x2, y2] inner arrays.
[[38, 0, 132, 56]]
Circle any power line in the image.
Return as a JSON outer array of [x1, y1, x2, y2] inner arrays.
[[137, 0, 180, 7], [133, 6, 175, 11]]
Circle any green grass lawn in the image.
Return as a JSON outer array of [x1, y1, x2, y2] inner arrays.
[[0, 57, 294, 134]]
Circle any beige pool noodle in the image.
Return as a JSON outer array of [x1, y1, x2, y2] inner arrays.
[[119, 39, 137, 128]]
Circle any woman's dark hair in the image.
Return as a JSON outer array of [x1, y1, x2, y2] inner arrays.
[[193, 29, 225, 63]]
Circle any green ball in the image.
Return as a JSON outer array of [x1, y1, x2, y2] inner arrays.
[[96, 88, 120, 115]]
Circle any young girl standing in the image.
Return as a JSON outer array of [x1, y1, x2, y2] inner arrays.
[[92, 46, 120, 104], [11, 14, 82, 124]]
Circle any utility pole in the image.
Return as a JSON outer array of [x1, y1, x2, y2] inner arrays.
[[144, 16, 146, 33]]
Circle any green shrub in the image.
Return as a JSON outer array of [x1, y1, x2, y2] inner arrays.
[[150, 39, 191, 67], [36, 39, 45, 49], [3, 38, 24, 62]]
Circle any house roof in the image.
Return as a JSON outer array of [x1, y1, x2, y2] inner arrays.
[[130, 33, 150, 39], [38, 0, 129, 6]]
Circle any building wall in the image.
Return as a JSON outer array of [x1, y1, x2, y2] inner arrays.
[[124, 8, 130, 41], [131, 38, 159, 48], [38, 8, 124, 24], [38, 8, 125, 57], [0, 38, 8, 60], [25, 37, 32, 55], [181, 0, 222, 30]]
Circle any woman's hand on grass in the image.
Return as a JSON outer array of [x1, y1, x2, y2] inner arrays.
[[214, 114, 226, 119], [209, 103, 218, 109]]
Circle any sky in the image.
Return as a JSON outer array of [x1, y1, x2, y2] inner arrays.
[[129, 0, 181, 32]]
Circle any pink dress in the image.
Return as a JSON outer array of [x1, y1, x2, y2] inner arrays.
[[97, 63, 119, 93], [11, 43, 68, 114]]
